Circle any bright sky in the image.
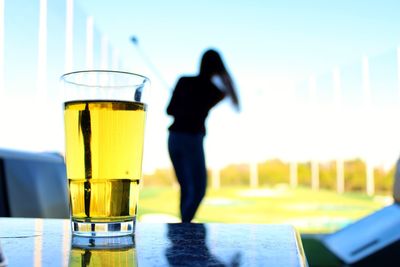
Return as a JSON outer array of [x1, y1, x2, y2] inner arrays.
[[2, 0, 400, 172], [74, 0, 400, 171], [77, 0, 400, 79]]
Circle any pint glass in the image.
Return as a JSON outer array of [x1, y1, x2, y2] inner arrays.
[[61, 70, 149, 237]]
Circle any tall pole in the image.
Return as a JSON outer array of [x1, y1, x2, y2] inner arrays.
[[289, 82, 298, 189], [290, 161, 298, 188], [65, 0, 73, 73], [86, 16, 93, 69], [101, 35, 108, 69], [37, 0, 47, 98], [333, 67, 345, 193], [309, 75, 319, 191], [362, 56, 374, 196], [0, 0, 4, 99], [250, 162, 258, 188], [112, 48, 120, 70], [212, 167, 220, 189], [397, 47, 400, 103]]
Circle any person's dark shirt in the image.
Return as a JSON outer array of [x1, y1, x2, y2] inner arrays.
[[167, 76, 225, 134]]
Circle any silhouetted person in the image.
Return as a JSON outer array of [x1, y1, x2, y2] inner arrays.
[[167, 48, 240, 222]]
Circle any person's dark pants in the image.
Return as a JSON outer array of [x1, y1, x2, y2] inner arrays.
[[168, 131, 207, 222]]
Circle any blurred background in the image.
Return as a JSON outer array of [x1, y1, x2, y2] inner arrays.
[[1, 0, 400, 233]]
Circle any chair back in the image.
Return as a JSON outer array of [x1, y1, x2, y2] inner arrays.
[[0, 149, 69, 218]]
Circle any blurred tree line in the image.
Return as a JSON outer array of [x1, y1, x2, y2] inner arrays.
[[143, 158, 395, 194]]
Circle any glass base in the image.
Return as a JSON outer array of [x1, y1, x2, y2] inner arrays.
[[71, 234, 135, 249], [71, 219, 135, 237]]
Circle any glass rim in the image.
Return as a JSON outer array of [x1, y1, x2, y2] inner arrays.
[[60, 70, 150, 88]]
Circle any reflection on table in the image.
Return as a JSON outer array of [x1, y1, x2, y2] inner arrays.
[[0, 218, 307, 266], [166, 223, 241, 267]]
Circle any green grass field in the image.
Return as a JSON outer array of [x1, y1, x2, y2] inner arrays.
[[137, 185, 391, 233]]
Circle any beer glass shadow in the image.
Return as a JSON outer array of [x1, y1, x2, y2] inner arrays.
[[166, 224, 241, 267], [69, 235, 137, 267]]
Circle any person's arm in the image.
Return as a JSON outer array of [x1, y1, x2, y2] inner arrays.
[[221, 74, 240, 111]]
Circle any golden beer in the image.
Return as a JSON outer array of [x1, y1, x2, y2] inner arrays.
[[64, 100, 146, 223]]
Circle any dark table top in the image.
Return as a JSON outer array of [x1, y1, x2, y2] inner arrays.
[[0, 218, 307, 267]]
